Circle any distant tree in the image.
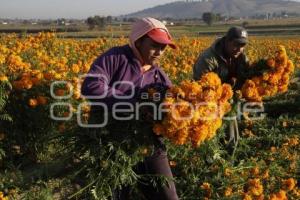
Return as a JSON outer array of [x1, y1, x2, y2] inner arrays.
[[242, 21, 249, 28], [22, 20, 31, 25], [124, 17, 137, 23], [106, 16, 113, 24], [86, 17, 96, 29], [86, 15, 107, 30], [57, 18, 66, 26], [202, 12, 216, 26], [215, 13, 221, 21]]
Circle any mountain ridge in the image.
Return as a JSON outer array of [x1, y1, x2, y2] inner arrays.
[[124, 0, 300, 19]]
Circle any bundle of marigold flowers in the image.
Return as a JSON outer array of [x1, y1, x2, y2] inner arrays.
[[153, 72, 233, 147], [241, 45, 295, 102]]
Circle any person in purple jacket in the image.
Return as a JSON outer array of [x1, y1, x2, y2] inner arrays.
[[81, 17, 179, 200]]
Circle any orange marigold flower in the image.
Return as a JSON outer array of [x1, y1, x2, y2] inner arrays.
[[243, 193, 252, 200], [36, 96, 48, 105], [200, 182, 212, 198], [153, 123, 165, 135], [255, 194, 264, 200], [270, 146, 277, 152], [71, 63, 80, 73], [180, 80, 202, 101], [270, 190, 288, 200], [285, 60, 295, 73], [286, 137, 299, 146], [250, 166, 260, 176], [246, 178, 263, 196], [43, 71, 54, 80], [282, 121, 288, 127], [22, 78, 33, 90], [266, 58, 276, 68], [201, 88, 217, 102], [241, 80, 261, 102], [262, 169, 269, 179], [0, 191, 9, 200], [219, 83, 233, 102], [28, 98, 38, 107], [141, 148, 148, 155], [0, 75, 8, 82], [252, 77, 261, 85], [281, 178, 297, 191], [175, 128, 189, 145], [277, 84, 288, 93], [169, 160, 177, 167], [275, 45, 287, 61], [168, 86, 185, 99], [191, 124, 208, 147], [200, 182, 211, 190], [224, 187, 233, 197], [73, 89, 81, 100], [224, 168, 232, 177], [199, 72, 221, 89]]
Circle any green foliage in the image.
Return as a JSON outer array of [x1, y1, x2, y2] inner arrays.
[[0, 81, 12, 122], [64, 117, 167, 199], [202, 12, 216, 26], [24, 185, 53, 200], [0, 81, 12, 161], [86, 16, 109, 30]]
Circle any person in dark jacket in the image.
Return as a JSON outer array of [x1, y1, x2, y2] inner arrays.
[[193, 26, 250, 148], [81, 17, 179, 200], [193, 26, 249, 90]]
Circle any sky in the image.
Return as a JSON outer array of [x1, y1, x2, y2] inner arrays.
[[0, 0, 178, 19], [1, 0, 300, 20]]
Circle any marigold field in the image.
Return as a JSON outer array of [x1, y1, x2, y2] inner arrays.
[[0, 33, 299, 200]]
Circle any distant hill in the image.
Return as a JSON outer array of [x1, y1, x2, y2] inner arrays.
[[124, 0, 300, 19]]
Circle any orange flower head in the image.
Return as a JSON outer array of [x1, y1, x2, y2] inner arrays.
[[199, 72, 221, 89], [0, 191, 9, 200], [153, 123, 165, 135], [266, 58, 276, 68], [169, 160, 177, 167], [0, 75, 8, 82], [270, 190, 288, 200], [28, 98, 38, 107], [285, 60, 295, 73], [224, 187, 233, 197], [247, 178, 264, 196], [250, 166, 260, 176], [275, 45, 287, 58], [275, 45, 287, 67], [281, 178, 297, 191], [37, 96, 48, 105], [219, 84, 233, 102], [71, 63, 80, 73]]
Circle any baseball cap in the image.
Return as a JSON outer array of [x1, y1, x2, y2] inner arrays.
[[226, 26, 248, 44], [130, 17, 176, 49], [147, 28, 176, 49]]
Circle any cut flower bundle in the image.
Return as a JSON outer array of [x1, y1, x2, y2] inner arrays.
[[153, 72, 233, 147]]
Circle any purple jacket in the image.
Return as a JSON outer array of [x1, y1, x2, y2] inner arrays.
[[81, 44, 172, 110]]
